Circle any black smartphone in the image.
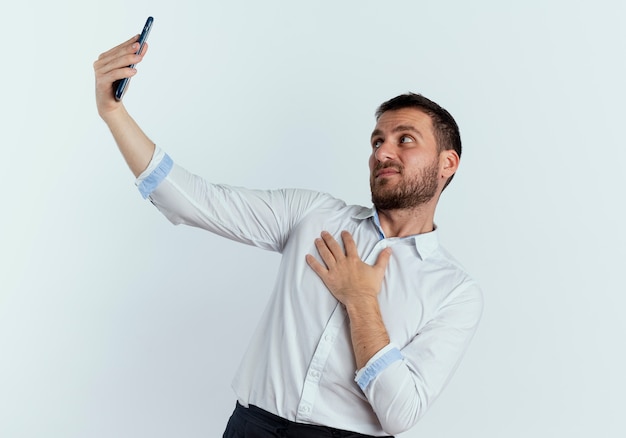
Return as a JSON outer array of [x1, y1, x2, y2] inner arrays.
[[114, 16, 154, 101]]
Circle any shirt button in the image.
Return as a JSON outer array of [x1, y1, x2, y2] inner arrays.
[[324, 334, 334, 342]]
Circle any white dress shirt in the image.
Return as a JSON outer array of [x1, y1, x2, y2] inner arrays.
[[136, 147, 483, 436]]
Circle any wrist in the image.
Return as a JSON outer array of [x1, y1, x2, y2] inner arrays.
[[99, 103, 128, 124], [345, 295, 380, 317]]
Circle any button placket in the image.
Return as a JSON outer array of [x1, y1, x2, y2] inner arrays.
[[295, 303, 346, 422]]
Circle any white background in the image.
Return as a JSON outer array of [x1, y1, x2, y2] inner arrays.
[[1, 1, 625, 437]]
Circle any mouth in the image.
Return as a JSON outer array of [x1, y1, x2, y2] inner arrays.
[[374, 166, 401, 178]]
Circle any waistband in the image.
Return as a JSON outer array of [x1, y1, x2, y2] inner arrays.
[[234, 402, 393, 438]]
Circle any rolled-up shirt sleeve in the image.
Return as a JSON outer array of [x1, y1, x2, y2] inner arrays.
[[356, 281, 483, 435], [355, 344, 403, 390], [135, 146, 173, 199]]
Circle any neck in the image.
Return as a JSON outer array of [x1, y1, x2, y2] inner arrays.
[[376, 203, 436, 238]]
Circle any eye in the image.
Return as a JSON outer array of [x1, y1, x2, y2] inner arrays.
[[372, 139, 383, 149], [399, 135, 414, 144]]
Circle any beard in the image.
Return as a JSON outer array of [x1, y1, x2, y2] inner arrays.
[[370, 159, 439, 210]]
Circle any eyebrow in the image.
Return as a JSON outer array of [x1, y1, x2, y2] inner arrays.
[[370, 125, 424, 139]]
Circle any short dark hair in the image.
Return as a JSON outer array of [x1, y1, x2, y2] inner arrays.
[[375, 93, 462, 189]]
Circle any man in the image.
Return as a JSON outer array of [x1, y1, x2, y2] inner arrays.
[[94, 35, 483, 437]]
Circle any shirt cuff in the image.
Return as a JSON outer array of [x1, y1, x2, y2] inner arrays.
[[355, 344, 403, 390], [135, 146, 173, 199]]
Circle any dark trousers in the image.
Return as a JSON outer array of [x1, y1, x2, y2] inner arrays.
[[223, 402, 393, 438]]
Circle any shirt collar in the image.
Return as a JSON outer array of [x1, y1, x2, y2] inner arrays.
[[352, 207, 440, 260]]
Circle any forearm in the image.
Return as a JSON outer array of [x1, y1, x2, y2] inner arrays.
[[345, 297, 390, 369], [101, 106, 155, 177]]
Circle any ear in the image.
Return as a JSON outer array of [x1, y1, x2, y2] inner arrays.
[[440, 149, 460, 179]]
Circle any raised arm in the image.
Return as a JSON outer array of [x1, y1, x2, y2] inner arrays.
[[93, 35, 155, 177]]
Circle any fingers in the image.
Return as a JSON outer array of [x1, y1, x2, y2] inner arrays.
[[94, 36, 150, 114], [138, 41, 149, 56], [93, 36, 148, 77], [375, 247, 392, 271], [323, 231, 340, 252], [308, 230, 390, 270], [306, 231, 343, 274], [305, 254, 326, 276], [94, 35, 137, 68], [100, 34, 139, 58], [313, 232, 337, 267], [340, 230, 358, 257], [312, 230, 361, 263]]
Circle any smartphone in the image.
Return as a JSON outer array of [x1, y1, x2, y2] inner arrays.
[[114, 16, 154, 101]]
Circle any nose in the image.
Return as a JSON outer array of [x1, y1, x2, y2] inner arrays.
[[374, 141, 395, 162]]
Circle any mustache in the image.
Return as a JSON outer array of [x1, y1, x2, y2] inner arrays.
[[372, 162, 403, 174]]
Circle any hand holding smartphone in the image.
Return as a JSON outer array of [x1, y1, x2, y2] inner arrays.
[[114, 16, 154, 101]]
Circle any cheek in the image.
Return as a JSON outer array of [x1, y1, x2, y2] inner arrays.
[[368, 154, 377, 171]]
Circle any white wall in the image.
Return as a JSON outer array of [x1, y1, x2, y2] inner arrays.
[[1, 1, 625, 437]]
